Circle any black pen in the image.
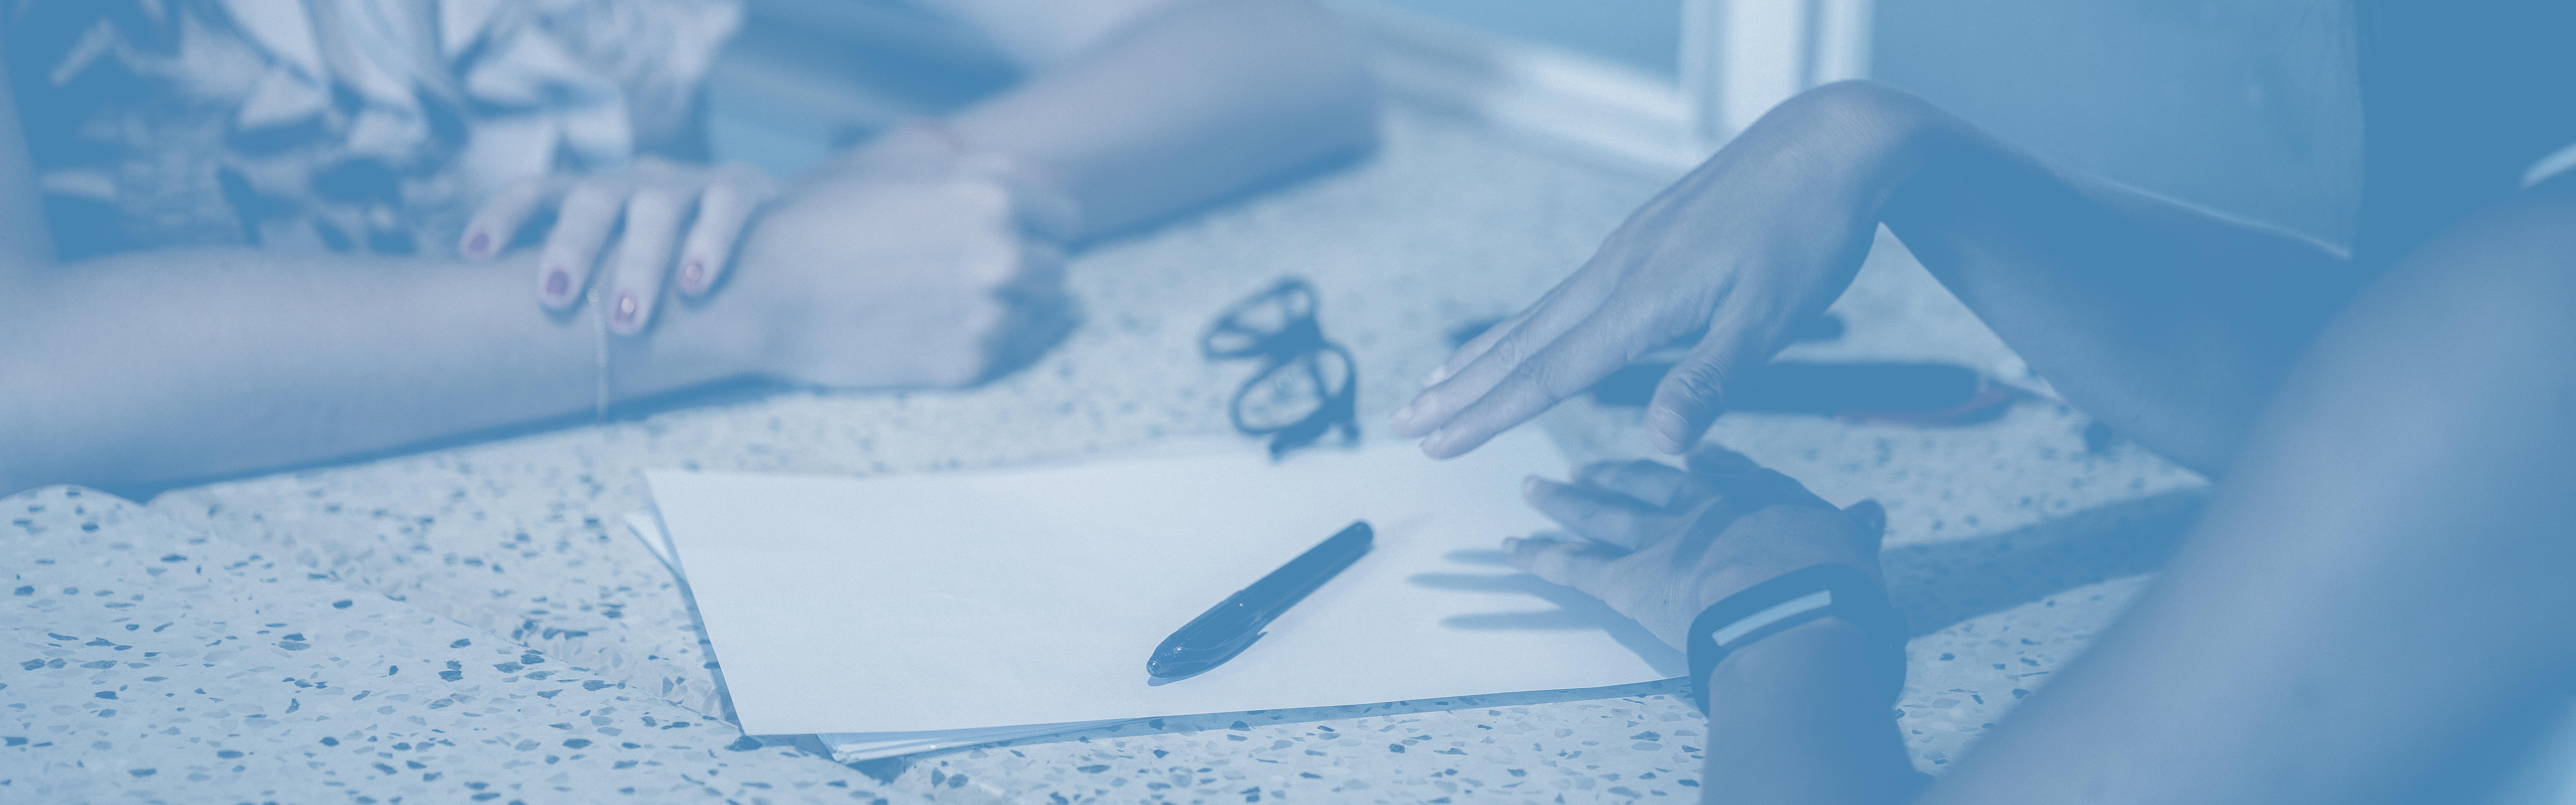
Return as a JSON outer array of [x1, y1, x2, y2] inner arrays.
[[1147, 520, 1374, 679]]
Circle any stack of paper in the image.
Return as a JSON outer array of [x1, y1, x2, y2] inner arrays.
[[638, 432, 1683, 761]]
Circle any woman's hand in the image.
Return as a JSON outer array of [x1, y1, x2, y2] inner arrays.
[[461, 156, 781, 335], [734, 173, 1073, 390], [1509, 445, 1886, 652], [1390, 82, 1930, 458]]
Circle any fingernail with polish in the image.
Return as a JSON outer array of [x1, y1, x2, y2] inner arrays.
[[682, 258, 706, 291], [464, 230, 489, 257], [1421, 366, 1449, 387], [543, 268, 569, 299], [614, 293, 638, 326]]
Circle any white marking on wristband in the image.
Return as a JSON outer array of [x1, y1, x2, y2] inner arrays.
[[1710, 590, 1833, 647]]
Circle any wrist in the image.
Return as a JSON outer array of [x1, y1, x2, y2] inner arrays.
[[1680, 504, 1890, 617], [1707, 615, 1877, 688], [1700, 616, 1920, 804], [620, 235, 790, 389], [1684, 560, 1905, 718], [611, 299, 770, 397], [720, 212, 805, 382], [1760, 80, 1948, 216]]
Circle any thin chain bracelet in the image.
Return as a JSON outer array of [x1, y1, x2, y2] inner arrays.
[[591, 280, 610, 422]]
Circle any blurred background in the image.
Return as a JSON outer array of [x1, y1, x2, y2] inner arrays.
[[711, 0, 2361, 247]]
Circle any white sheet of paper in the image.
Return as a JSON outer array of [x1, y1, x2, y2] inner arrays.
[[624, 511, 1124, 760], [646, 432, 1684, 737]]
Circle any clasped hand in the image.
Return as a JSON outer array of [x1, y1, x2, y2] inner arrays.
[[461, 157, 1070, 390], [462, 155, 781, 333]]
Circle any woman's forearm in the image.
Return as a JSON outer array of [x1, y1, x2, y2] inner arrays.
[[1815, 82, 2356, 475], [1916, 170, 2576, 805], [1699, 618, 1917, 804], [939, 0, 1376, 237], [0, 249, 768, 493]]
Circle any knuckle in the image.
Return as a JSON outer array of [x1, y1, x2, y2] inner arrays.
[[1659, 360, 1732, 412], [1581, 507, 1626, 534], [1530, 489, 1577, 518], [696, 181, 747, 212], [1620, 459, 1671, 478], [962, 296, 1007, 337], [1575, 460, 1628, 485], [617, 239, 669, 271], [1022, 240, 1067, 272], [1610, 507, 1645, 533], [1462, 321, 1512, 356], [1522, 361, 1584, 401], [1558, 497, 1595, 523], [1490, 332, 1532, 368], [562, 181, 622, 213], [963, 245, 1021, 291], [627, 188, 682, 217], [496, 177, 549, 203], [1673, 497, 1726, 529], [956, 180, 1014, 216], [1692, 443, 1752, 464], [1528, 546, 1571, 573], [716, 163, 775, 191], [1600, 459, 1655, 482], [542, 228, 590, 258]]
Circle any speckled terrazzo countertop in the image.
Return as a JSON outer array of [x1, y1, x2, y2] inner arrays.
[[6, 106, 2219, 804]]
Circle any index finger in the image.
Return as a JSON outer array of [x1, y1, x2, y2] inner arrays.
[[1392, 261, 1624, 438], [1419, 301, 1681, 458], [1523, 476, 1664, 549], [458, 176, 562, 259], [1501, 534, 1622, 592], [1424, 310, 1526, 388], [673, 170, 773, 297]]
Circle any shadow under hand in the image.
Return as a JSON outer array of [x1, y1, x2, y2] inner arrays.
[[1409, 547, 1686, 678], [934, 547, 1699, 759], [1403, 490, 2208, 679], [941, 495, 2207, 765]]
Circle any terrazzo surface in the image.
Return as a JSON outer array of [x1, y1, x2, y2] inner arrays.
[[6, 487, 884, 804], [9, 106, 2225, 802]]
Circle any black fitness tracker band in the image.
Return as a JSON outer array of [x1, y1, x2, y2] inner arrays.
[[1684, 563, 1908, 715]]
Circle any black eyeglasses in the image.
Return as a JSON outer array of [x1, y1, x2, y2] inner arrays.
[[1202, 277, 1359, 458]]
